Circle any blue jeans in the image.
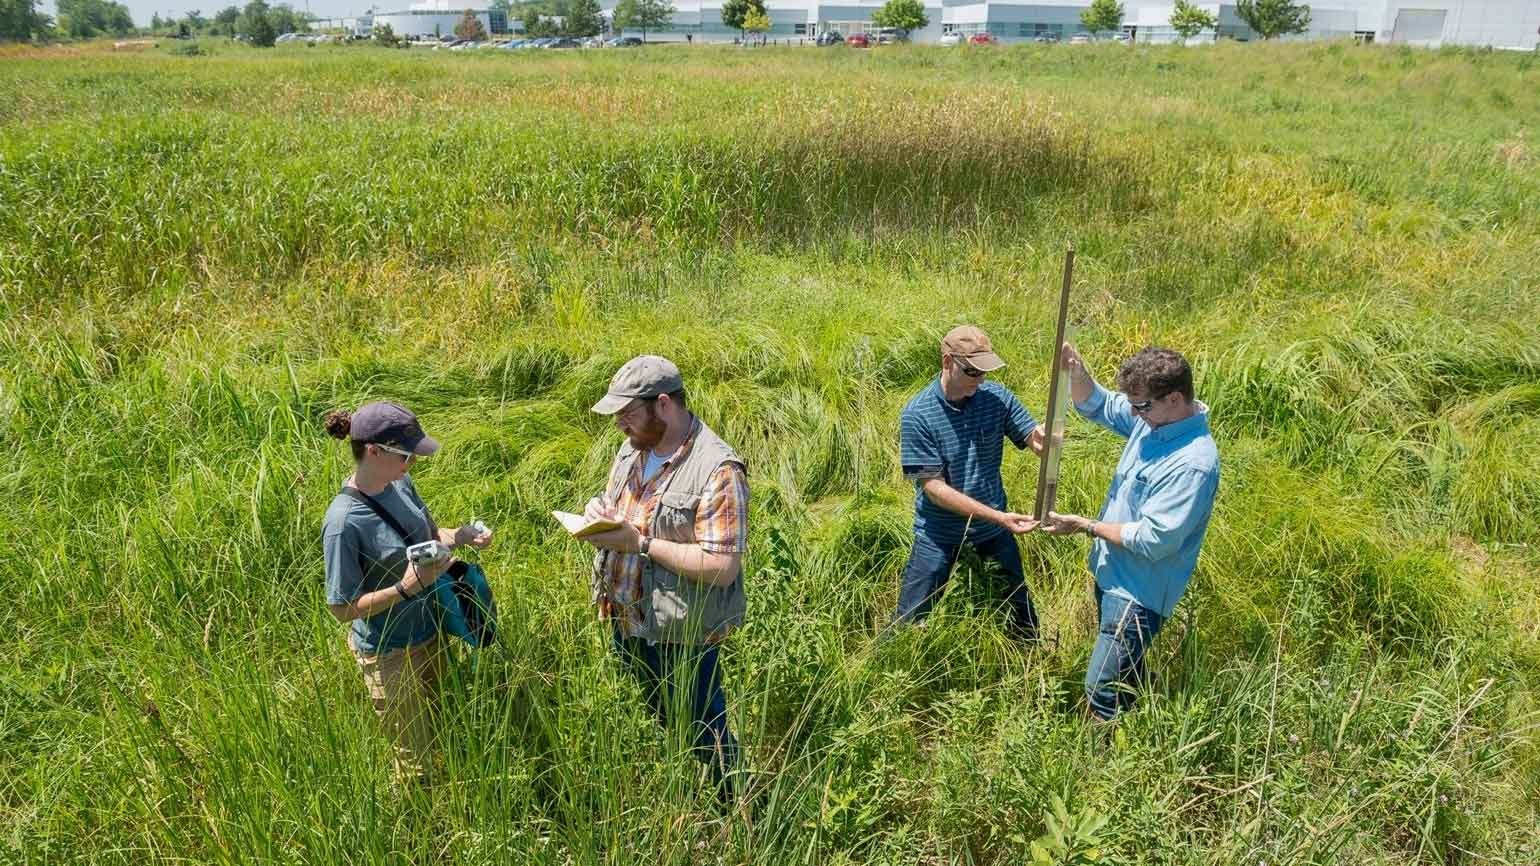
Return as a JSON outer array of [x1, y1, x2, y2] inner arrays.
[[611, 629, 740, 792], [892, 530, 1040, 641], [1084, 586, 1164, 720]]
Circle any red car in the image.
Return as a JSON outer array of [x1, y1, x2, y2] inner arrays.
[[845, 33, 870, 47], [968, 33, 998, 45]]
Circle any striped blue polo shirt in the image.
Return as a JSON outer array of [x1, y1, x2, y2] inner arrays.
[[900, 378, 1039, 545]]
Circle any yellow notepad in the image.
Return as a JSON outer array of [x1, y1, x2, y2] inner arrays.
[[552, 510, 622, 538]]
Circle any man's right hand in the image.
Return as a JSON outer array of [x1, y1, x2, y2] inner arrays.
[[1061, 342, 1088, 380], [994, 511, 1040, 535], [1062, 342, 1094, 403]]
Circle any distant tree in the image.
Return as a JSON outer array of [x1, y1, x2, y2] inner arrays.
[[454, 8, 486, 39], [519, 4, 555, 36], [871, 0, 926, 33], [1235, 0, 1310, 39], [184, 9, 206, 30], [1, 0, 51, 40], [212, 5, 239, 35], [373, 20, 400, 45], [1169, 0, 1217, 41], [266, 3, 306, 33], [564, 0, 600, 37], [742, 6, 768, 43], [150, 11, 163, 31], [245, 0, 276, 44], [612, 0, 672, 41], [1080, 0, 1123, 36], [56, 0, 135, 37], [720, 0, 763, 40]]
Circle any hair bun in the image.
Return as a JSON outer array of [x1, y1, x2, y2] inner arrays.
[[323, 409, 353, 440]]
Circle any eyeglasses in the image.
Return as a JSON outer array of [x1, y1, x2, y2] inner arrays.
[[373, 442, 416, 460]]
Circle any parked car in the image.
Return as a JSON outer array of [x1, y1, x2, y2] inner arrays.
[[545, 37, 582, 49], [1109, 32, 1130, 43], [845, 33, 870, 47], [500, 39, 527, 49], [1068, 34, 1092, 44], [968, 33, 998, 45], [873, 28, 909, 45], [939, 31, 967, 47], [604, 36, 644, 47], [1033, 33, 1059, 43], [815, 30, 846, 46]]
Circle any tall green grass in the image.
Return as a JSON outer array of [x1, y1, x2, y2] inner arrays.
[[2, 40, 1537, 865]]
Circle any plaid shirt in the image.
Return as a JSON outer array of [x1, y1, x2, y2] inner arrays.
[[595, 419, 749, 640]]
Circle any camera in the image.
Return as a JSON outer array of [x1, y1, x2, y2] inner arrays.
[[406, 540, 451, 566]]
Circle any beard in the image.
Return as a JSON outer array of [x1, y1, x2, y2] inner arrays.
[[626, 406, 668, 452]]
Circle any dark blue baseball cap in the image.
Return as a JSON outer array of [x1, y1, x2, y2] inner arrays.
[[349, 402, 440, 456]]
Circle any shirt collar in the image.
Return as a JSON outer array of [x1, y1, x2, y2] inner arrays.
[[933, 377, 970, 412], [1148, 401, 1210, 443]]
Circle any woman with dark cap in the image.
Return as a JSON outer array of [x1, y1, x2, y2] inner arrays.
[[321, 401, 492, 785]]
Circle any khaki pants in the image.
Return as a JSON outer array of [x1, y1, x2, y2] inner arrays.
[[354, 636, 445, 785]]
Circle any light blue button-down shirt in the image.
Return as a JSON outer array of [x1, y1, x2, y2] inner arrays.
[[1074, 383, 1220, 618]]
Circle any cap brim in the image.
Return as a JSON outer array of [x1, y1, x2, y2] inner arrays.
[[412, 435, 441, 456], [970, 352, 1006, 372], [591, 392, 632, 415]]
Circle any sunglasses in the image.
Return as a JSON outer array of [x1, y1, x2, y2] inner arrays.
[[955, 358, 987, 379], [373, 442, 417, 460], [1127, 393, 1170, 413]]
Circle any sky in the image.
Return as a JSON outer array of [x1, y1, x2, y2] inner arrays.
[[42, 0, 374, 27]]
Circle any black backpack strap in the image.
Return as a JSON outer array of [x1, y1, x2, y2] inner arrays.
[[343, 486, 423, 545]]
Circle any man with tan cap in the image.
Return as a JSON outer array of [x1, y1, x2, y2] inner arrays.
[[579, 355, 748, 799], [892, 326, 1045, 640]]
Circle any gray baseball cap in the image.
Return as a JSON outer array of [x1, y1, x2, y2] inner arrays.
[[591, 355, 685, 415], [349, 401, 440, 455]]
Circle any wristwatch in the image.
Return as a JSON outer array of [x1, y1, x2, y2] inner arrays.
[[1084, 520, 1098, 538], [638, 534, 653, 561], [393, 579, 415, 601]]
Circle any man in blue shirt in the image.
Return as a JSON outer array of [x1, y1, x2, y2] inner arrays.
[[1043, 343, 1220, 719], [894, 325, 1046, 641]]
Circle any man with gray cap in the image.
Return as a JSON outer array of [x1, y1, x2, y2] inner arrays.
[[892, 325, 1045, 641], [578, 355, 749, 798]]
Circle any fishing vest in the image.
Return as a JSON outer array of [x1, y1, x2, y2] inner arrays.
[[600, 419, 747, 646]]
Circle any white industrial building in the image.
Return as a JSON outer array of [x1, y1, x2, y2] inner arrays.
[[371, 1, 509, 39], [602, 0, 1539, 49]]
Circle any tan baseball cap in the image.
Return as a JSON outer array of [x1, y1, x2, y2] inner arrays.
[[591, 355, 685, 415], [942, 325, 1006, 372]]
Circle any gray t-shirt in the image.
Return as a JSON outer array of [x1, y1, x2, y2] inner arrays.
[[322, 475, 440, 654]]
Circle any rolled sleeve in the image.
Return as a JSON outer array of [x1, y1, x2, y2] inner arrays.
[[1076, 382, 1137, 439], [900, 411, 944, 481], [696, 463, 749, 555], [1119, 469, 1218, 561]]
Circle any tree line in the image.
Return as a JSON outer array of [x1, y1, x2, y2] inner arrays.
[[0, 0, 314, 43]]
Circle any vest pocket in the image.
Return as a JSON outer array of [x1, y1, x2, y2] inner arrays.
[[653, 492, 699, 537]]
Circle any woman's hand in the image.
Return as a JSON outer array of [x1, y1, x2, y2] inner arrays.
[[404, 556, 452, 595], [453, 523, 494, 549]]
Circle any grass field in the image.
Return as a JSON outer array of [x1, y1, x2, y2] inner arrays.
[[2, 38, 1538, 865]]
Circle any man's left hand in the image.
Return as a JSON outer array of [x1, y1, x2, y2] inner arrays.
[[583, 522, 643, 554], [1042, 511, 1090, 536]]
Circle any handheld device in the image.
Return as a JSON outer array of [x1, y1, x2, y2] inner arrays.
[[406, 540, 451, 566], [467, 519, 490, 536]]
